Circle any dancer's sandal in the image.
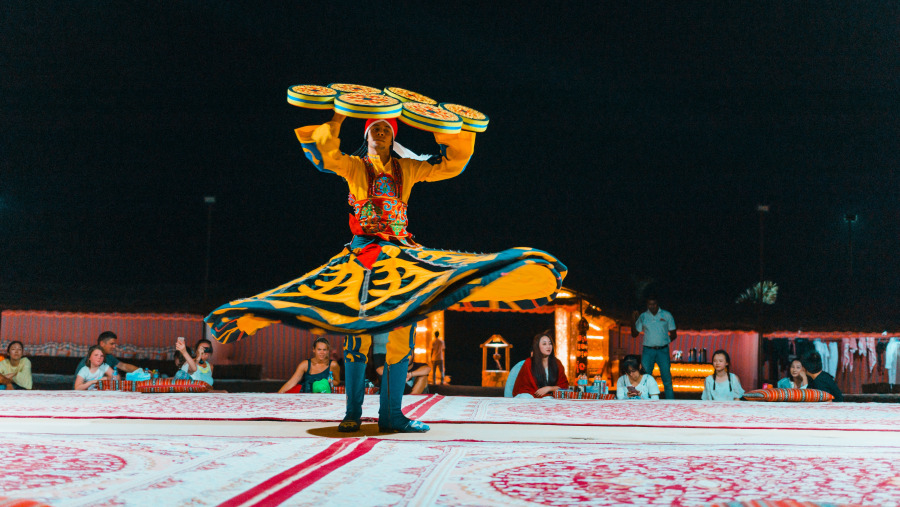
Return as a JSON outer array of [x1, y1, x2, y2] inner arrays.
[[378, 419, 430, 433], [338, 419, 361, 433]]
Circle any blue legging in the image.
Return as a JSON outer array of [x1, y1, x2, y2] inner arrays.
[[344, 325, 414, 366]]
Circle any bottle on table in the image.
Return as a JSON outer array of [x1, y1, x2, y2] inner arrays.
[[328, 370, 334, 392]]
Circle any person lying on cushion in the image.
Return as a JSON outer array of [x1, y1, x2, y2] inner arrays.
[[0, 341, 32, 390], [512, 330, 569, 398], [279, 337, 340, 393], [74, 346, 114, 391], [375, 357, 431, 395], [615, 356, 659, 400], [701, 349, 745, 401], [777, 359, 809, 389], [801, 351, 843, 402]]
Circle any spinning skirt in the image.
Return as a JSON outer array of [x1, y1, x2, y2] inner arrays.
[[205, 236, 567, 343]]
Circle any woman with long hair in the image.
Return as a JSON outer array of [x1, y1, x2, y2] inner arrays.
[[512, 331, 569, 398], [175, 338, 215, 386], [615, 356, 659, 400], [776, 359, 808, 389], [74, 345, 114, 391], [701, 349, 744, 401], [279, 337, 341, 393]]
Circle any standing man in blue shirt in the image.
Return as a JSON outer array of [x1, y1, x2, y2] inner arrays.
[[631, 297, 677, 399]]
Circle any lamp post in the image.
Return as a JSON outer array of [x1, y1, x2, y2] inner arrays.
[[203, 196, 216, 309], [756, 204, 769, 385], [844, 213, 858, 307]]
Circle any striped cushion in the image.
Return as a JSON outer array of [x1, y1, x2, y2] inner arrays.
[[96, 379, 136, 392], [553, 390, 616, 400], [742, 388, 834, 402], [331, 385, 378, 395], [705, 499, 860, 507], [136, 378, 210, 393]]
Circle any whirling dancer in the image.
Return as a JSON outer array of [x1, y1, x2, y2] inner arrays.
[[206, 109, 566, 433]]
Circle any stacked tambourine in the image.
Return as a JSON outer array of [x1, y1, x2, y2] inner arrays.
[[286, 83, 489, 134]]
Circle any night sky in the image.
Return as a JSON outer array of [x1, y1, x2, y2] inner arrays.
[[3, 2, 899, 340]]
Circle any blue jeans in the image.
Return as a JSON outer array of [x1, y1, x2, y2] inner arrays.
[[642, 346, 674, 399]]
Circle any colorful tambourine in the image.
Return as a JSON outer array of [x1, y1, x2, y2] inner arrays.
[[440, 103, 489, 132], [327, 83, 382, 95], [287, 84, 337, 109], [399, 102, 462, 134], [333, 93, 402, 119], [383, 86, 437, 105]]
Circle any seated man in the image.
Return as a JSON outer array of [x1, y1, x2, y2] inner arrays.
[[801, 351, 843, 402], [74, 331, 139, 376], [376, 358, 431, 395]]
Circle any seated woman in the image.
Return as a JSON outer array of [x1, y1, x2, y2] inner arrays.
[[701, 349, 745, 401], [777, 359, 808, 389], [175, 338, 214, 385], [279, 337, 340, 393], [615, 356, 660, 400], [0, 341, 32, 390], [512, 330, 569, 398], [74, 345, 114, 390]]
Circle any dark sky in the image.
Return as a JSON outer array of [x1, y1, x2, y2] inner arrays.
[[2, 1, 899, 332]]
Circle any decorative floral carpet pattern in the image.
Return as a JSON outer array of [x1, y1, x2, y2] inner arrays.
[[406, 396, 900, 431], [5, 392, 900, 432], [0, 391, 426, 422], [3, 434, 897, 507]]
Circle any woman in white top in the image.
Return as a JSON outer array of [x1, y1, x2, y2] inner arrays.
[[74, 346, 114, 390], [616, 356, 660, 400], [776, 359, 808, 389], [701, 349, 744, 401]]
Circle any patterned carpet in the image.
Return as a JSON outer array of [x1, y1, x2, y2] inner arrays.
[[405, 396, 900, 431], [3, 433, 897, 507], [0, 391, 426, 422], [2, 391, 899, 506], [4, 391, 900, 432]]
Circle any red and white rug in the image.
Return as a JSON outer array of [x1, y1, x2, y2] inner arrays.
[[0, 391, 426, 422], [405, 396, 900, 431], [2, 433, 896, 506], [4, 392, 900, 432]]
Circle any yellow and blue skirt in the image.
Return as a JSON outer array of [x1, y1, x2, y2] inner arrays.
[[205, 236, 567, 344]]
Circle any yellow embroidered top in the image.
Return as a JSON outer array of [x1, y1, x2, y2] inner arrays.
[[294, 120, 476, 204]]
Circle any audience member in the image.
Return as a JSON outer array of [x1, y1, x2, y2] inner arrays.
[[512, 330, 569, 398], [74, 346, 114, 390], [430, 331, 445, 385], [701, 349, 745, 401], [615, 356, 660, 400], [74, 331, 138, 376], [173, 343, 193, 373], [174, 338, 215, 385], [0, 341, 32, 390], [279, 337, 340, 393], [631, 296, 677, 399], [376, 359, 431, 395], [801, 351, 843, 401], [777, 359, 808, 389]]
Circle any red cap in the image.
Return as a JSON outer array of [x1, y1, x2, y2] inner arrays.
[[364, 118, 398, 139]]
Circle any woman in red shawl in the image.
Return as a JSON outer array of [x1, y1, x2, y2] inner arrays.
[[513, 330, 569, 398]]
